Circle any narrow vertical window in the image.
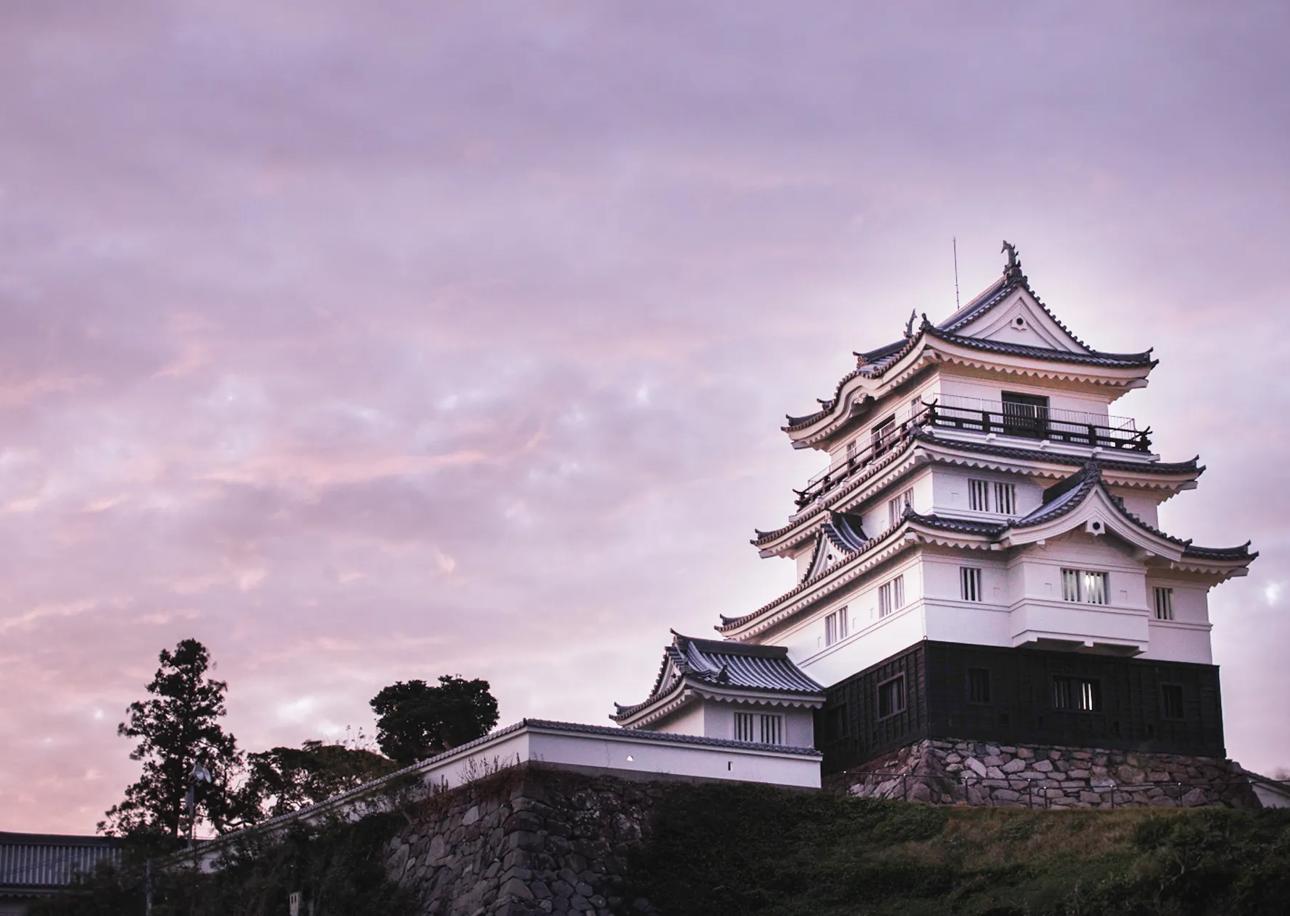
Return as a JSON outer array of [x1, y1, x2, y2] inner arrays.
[[887, 488, 913, 529], [734, 712, 755, 742], [824, 607, 848, 646], [993, 482, 1016, 515], [968, 478, 991, 512], [1083, 571, 1108, 605], [1154, 587, 1175, 621], [878, 574, 905, 618], [846, 440, 857, 462], [759, 714, 783, 745], [1062, 568, 1082, 602], [871, 415, 896, 456], [960, 567, 982, 602], [967, 668, 991, 704]]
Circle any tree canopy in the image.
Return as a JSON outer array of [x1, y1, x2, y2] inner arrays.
[[369, 675, 499, 766], [100, 638, 242, 839], [240, 741, 400, 819]]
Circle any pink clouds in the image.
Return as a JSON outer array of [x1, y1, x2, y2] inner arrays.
[[2, 2, 1289, 832]]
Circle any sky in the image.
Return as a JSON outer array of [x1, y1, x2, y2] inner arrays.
[[2, 2, 1288, 833]]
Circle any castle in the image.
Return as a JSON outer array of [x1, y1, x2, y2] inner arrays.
[[614, 242, 1256, 791]]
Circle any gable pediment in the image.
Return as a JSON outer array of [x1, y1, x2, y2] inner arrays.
[[952, 287, 1089, 354]]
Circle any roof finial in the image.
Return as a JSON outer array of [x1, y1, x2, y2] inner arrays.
[[903, 308, 917, 338], [1001, 240, 1023, 282]]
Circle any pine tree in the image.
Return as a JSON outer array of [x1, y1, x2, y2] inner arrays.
[[100, 639, 242, 839]]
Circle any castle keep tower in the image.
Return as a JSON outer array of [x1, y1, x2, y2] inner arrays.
[[616, 243, 1256, 800]]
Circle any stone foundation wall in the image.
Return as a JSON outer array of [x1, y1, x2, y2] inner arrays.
[[383, 764, 664, 916], [833, 738, 1259, 809]]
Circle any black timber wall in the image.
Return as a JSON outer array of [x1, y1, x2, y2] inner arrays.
[[817, 640, 1226, 774]]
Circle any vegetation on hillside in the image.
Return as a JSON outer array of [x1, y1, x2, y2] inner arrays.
[[628, 783, 1290, 916]]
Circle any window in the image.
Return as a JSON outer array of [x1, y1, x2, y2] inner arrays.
[[993, 482, 1016, 515], [968, 478, 990, 511], [878, 575, 905, 617], [759, 713, 783, 745], [824, 607, 848, 646], [967, 668, 991, 704], [1154, 587, 1175, 621], [1062, 568, 1108, 605], [1052, 676, 1102, 712], [909, 396, 924, 423], [871, 415, 896, 456], [734, 712, 755, 742], [877, 675, 906, 718], [826, 704, 849, 739], [1161, 684, 1184, 720], [960, 567, 983, 602], [1001, 392, 1049, 439], [887, 488, 913, 528], [846, 440, 857, 462]]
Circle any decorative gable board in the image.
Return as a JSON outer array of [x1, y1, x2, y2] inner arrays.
[[952, 288, 1089, 354]]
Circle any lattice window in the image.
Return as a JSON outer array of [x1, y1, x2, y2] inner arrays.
[[1062, 568, 1108, 605], [734, 711, 755, 742], [1154, 587, 1175, 621], [887, 488, 913, 529], [1052, 676, 1101, 712], [878, 575, 905, 618], [993, 482, 1016, 515], [824, 607, 848, 646], [968, 478, 990, 511], [877, 675, 906, 718], [759, 714, 783, 745], [960, 567, 983, 602]]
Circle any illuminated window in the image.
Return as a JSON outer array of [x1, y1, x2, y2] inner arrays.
[[1052, 676, 1101, 712], [1062, 569, 1108, 605]]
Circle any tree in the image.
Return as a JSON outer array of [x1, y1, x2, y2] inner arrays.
[[239, 741, 399, 819], [100, 638, 242, 839], [369, 675, 499, 765]]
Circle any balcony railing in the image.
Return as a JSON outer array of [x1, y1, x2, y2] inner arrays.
[[793, 397, 1150, 509], [927, 394, 1150, 452]]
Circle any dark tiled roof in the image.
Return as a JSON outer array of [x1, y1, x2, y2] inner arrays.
[[0, 833, 122, 890], [751, 432, 1200, 550], [726, 461, 1253, 636], [909, 432, 1202, 477], [612, 633, 823, 720], [782, 253, 1154, 434]]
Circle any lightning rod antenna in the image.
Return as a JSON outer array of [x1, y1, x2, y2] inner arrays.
[[952, 236, 961, 309]]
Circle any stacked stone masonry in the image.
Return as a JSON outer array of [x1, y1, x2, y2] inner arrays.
[[836, 738, 1260, 809], [382, 765, 664, 916]]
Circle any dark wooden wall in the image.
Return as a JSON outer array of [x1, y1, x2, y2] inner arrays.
[[817, 640, 1226, 774], [816, 643, 930, 773]]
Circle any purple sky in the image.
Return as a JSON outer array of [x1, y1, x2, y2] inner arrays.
[[3, 3, 1289, 833]]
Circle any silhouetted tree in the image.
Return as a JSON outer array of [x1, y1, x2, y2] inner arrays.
[[239, 741, 399, 818], [369, 675, 499, 765], [100, 638, 242, 839]]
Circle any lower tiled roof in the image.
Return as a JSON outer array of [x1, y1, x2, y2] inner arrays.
[[612, 633, 823, 720]]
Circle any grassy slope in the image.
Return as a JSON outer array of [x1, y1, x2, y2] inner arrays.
[[627, 783, 1290, 916]]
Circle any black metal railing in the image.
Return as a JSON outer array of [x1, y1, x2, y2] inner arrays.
[[792, 398, 1150, 509], [926, 400, 1151, 453]]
